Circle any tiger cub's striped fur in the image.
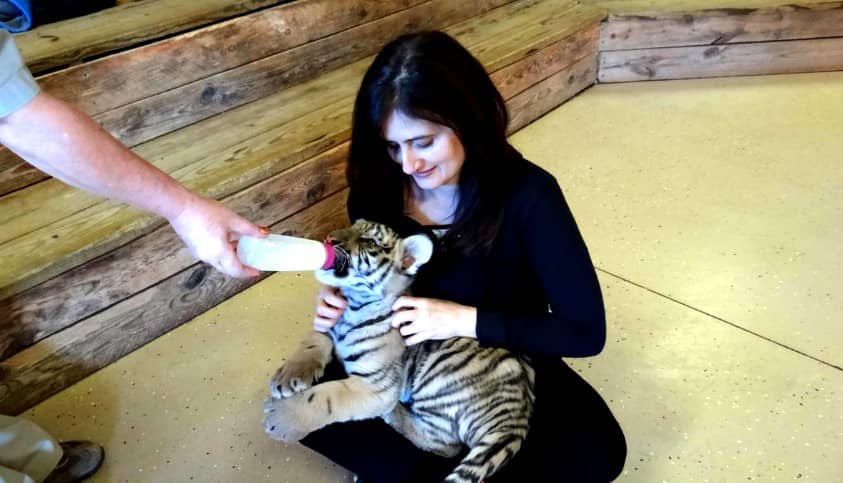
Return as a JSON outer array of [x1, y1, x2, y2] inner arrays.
[[263, 220, 535, 483]]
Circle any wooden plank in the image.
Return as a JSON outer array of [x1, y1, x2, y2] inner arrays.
[[0, 0, 600, 301], [584, 0, 830, 15], [94, 0, 514, 148], [448, 0, 601, 72], [14, 0, 288, 74], [601, 2, 843, 51], [0, 51, 600, 411], [598, 37, 843, 82], [0, 190, 350, 415], [0, 0, 513, 197], [0, 144, 347, 361], [34, 0, 429, 116], [0, 58, 369, 246], [0, 20, 602, 359], [0, 23, 603, 409], [507, 53, 598, 132], [491, 20, 599, 99], [0, 96, 355, 300], [0, 149, 44, 195]]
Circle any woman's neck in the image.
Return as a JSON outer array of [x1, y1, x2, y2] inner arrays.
[[406, 182, 459, 226]]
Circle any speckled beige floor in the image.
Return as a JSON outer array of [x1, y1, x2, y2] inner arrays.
[[23, 72, 843, 482]]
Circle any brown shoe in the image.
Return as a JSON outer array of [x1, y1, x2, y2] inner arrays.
[[42, 441, 105, 483]]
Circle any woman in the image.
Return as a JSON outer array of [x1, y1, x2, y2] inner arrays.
[[302, 31, 627, 482]]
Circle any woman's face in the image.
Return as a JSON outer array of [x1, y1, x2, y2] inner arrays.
[[382, 110, 465, 191]]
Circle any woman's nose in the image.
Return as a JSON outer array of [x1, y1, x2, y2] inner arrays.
[[400, 149, 424, 174]]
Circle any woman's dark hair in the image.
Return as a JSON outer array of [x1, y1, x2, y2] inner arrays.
[[347, 30, 523, 255]]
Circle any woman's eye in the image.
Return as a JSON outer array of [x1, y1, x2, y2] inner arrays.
[[415, 138, 433, 148]]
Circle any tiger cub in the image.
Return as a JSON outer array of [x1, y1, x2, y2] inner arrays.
[[263, 220, 535, 483]]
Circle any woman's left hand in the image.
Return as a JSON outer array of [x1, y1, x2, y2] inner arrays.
[[391, 296, 477, 345]]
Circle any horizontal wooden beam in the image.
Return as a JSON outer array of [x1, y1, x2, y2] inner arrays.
[[0, 19, 603, 411], [598, 37, 843, 82], [0, 190, 350, 415], [94, 0, 513, 148], [601, 2, 843, 51], [0, 0, 513, 196], [509, 53, 598, 132], [492, 21, 599, 99], [15, 0, 288, 75], [1, 22, 602, 356], [0, 0, 602, 302], [0, 143, 348, 361]]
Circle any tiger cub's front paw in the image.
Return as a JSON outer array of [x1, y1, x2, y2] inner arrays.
[[270, 357, 325, 399]]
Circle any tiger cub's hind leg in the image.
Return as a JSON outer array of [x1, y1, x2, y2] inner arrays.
[[382, 403, 462, 458], [445, 430, 526, 483]]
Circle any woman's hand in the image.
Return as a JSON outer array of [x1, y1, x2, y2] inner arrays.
[[313, 285, 348, 332], [390, 296, 477, 345]]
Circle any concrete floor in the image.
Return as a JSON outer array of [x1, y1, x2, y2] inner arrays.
[[24, 71, 843, 482]]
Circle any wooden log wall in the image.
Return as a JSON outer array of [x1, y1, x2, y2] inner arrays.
[[1, 0, 602, 414], [597, 2, 843, 82]]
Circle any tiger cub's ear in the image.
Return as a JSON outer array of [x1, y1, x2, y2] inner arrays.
[[401, 234, 434, 274]]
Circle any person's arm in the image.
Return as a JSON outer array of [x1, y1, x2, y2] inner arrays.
[[0, 91, 269, 278], [474, 173, 606, 358], [390, 173, 605, 356]]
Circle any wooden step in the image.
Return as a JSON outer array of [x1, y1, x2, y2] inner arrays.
[[14, 0, 288, 74], [0, 0, 597, 300], [593, 0, 843, 82], [0, 0, 524, 299], [0, 0, 470, 195], [0, 0, 601, 413]]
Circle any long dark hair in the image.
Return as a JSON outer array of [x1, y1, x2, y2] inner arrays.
[[347, 31, 523, 255]]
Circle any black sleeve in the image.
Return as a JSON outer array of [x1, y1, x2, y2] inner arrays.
[[475, 174, 606, 358]]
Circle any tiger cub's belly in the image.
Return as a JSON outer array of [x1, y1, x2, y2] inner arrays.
[[401, 338, 535, 443]]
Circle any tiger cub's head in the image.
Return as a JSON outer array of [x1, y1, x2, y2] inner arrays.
[[315, 220, 433, 298]]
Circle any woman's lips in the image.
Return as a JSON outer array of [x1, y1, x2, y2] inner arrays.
[[414, 166, 436, 178]]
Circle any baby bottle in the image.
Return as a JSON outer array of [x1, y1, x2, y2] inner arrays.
[[236, 234, 343, 272]]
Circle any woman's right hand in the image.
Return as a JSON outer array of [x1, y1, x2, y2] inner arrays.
[[313, 285, 348, 332]]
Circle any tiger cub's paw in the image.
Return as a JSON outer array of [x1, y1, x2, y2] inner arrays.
[[263, 396, 312, 442], [270, 357, 325, 399]]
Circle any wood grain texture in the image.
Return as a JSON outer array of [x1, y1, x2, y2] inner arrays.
[[491, 20, 599, 99], [0, 190, 350, 415], [0, 22, 604, 357], [34, 0, 428, 116], [0, 0, 603, 301], [94, 0, 513, 148], [0, 58, 368, 246], [507, 53, 598, 132], [584, 0, 830, 15], [0, 95, 354, 300], [598, 37, 843, 82], [0, 0, 490, 196], [448, 0, 600, 72], [0, 144, 348, 361], [0, 14, 604, 410], [0, 0, 513, 198], [601, 2, 843, 50], [0, 149, 44, 195], [15, 0, 288, 74]]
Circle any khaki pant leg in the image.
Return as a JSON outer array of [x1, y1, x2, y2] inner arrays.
[[0, 465, 36, 483], [0, 416, 62, 483]]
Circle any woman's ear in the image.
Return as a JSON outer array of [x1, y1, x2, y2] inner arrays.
[[401, 234, 434, 274]]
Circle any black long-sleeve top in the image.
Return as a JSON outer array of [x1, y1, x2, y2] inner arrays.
[[348, 158, 606, 361]]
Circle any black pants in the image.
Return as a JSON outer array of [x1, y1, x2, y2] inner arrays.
[[300, 357, 627, 482]]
